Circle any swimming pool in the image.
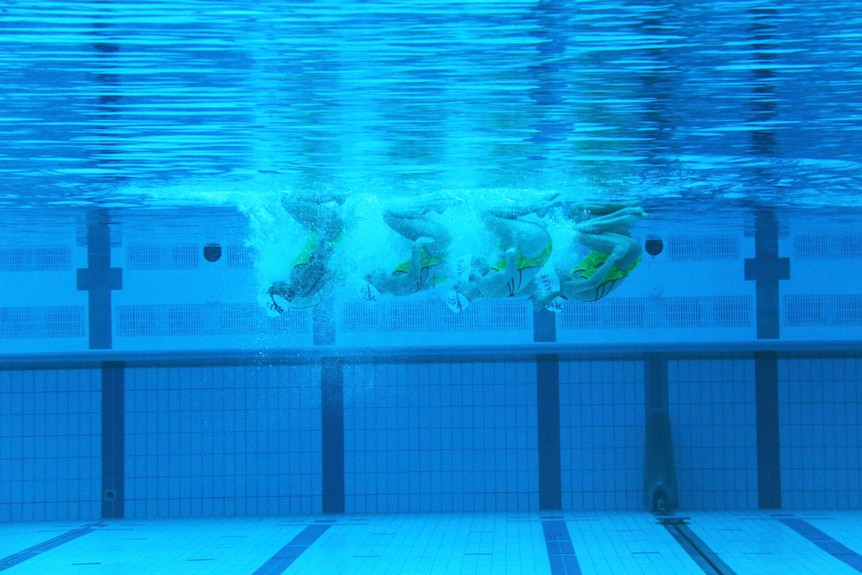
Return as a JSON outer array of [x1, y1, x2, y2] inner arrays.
[[2, 1, 862, 573]]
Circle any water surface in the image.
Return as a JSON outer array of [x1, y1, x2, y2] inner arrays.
[[1, 1, 860, 216]]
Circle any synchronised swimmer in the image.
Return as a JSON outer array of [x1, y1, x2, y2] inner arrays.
[[265, 193, 645, 315]]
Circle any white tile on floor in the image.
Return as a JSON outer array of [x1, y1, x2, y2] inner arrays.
[[287, 513, 551, 575], [687, 511, 862, 575], [565, 512, 704, 575], [3, 517, 309, 575], [6, 512, 861, 575]]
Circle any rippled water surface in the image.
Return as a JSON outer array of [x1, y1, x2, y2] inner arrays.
[[2, 1, 862, 212]]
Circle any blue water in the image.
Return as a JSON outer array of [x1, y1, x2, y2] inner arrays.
[[2, 0, 862, 213], [3, 9, 862, 572]]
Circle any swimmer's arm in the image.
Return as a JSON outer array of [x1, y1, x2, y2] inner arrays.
[[405, 242, 424, 285], [402, 238, 434, 288], [503, 248, 518, 274]]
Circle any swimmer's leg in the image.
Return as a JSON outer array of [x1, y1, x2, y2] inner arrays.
[[487, 193, 561, 219], [483, 214, 550, 260], [573, 206, 645, 235], [383, 210, 451, 258], [283, 197, 344, 240], [568, 200, 642, 221], [578, 232, 642, 269]]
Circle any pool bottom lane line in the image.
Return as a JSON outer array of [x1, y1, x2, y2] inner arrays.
[[779, 517, 862, 573], [542, 517, 582, 575], [660, 516, 737, 575], [252, 521, 334, 575], [0, 522, 104, 572]]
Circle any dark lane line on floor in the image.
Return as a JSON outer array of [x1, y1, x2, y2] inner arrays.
[[779, 517, 862, 573], [541, 517, 582, 575], [252, 521, 335, 575], [0, 522, 103, 572], [661, 518, 737, 575]]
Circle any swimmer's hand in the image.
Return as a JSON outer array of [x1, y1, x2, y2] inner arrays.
[[530, 290, 565, 313]]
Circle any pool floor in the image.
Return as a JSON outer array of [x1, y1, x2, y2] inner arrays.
[[1, 511, 861, 574]]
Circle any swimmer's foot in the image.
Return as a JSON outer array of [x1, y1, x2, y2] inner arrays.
[[387, 192, 452, 216], [415, 192, 453, 214], [488, 192, 562, 218], [570, 200, 642, 221], [574, 206, 645, 233], [522, 192, 563, 217], [314, 189, 348, 205], [283, 189, 348, 208]]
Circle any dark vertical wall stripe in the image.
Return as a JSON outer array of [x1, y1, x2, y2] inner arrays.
[[313, 305, 336, 346], [537, 354, 561, 510], [534, 306, 561, 510], [533, 308, 557, 343], [321, 359, 344, 514], [744, 209, 789, 340], [101, 361, 125, 519], [755, 352, 782, 509], [76, 210, 122, 350], [643, 354, 678, 512]]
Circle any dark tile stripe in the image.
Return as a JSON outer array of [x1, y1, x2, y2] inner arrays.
[[0, 523, 102, 571], [535, 307, 561, 510], [537, 354, 561, 510], [533, 308, 557, 342], [313, 305, 336, 346], [101, 361, 125, 519], [754, 352, 782, 509], [541, 518, 582, 575], [252, 523, 332, 575], [643, 354, 678, 512], [76, 211, 122, 350], [665, 523, 737, 575], [743, 209, 790, 340], [779, 518, 862, 573], [321, 359, 344, 514]]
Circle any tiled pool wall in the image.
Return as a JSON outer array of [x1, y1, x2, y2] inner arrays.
[[1, 355, 861, 522], [0, 207, 861, 522], [4, 208, 862, 354]]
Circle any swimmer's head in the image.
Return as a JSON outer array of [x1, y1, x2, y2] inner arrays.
[[268, 281, 297, 314], [359, 281, 381, 303], [446, 289, 470, 313]]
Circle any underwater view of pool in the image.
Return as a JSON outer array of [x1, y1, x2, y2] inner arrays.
[[2, 2, 862, 573]]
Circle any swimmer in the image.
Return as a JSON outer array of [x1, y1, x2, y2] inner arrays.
[[267, 193, 344, 312], [362, 197, 451, 300], [448, 197, 557, 312], [534, 203, 644, 308]]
